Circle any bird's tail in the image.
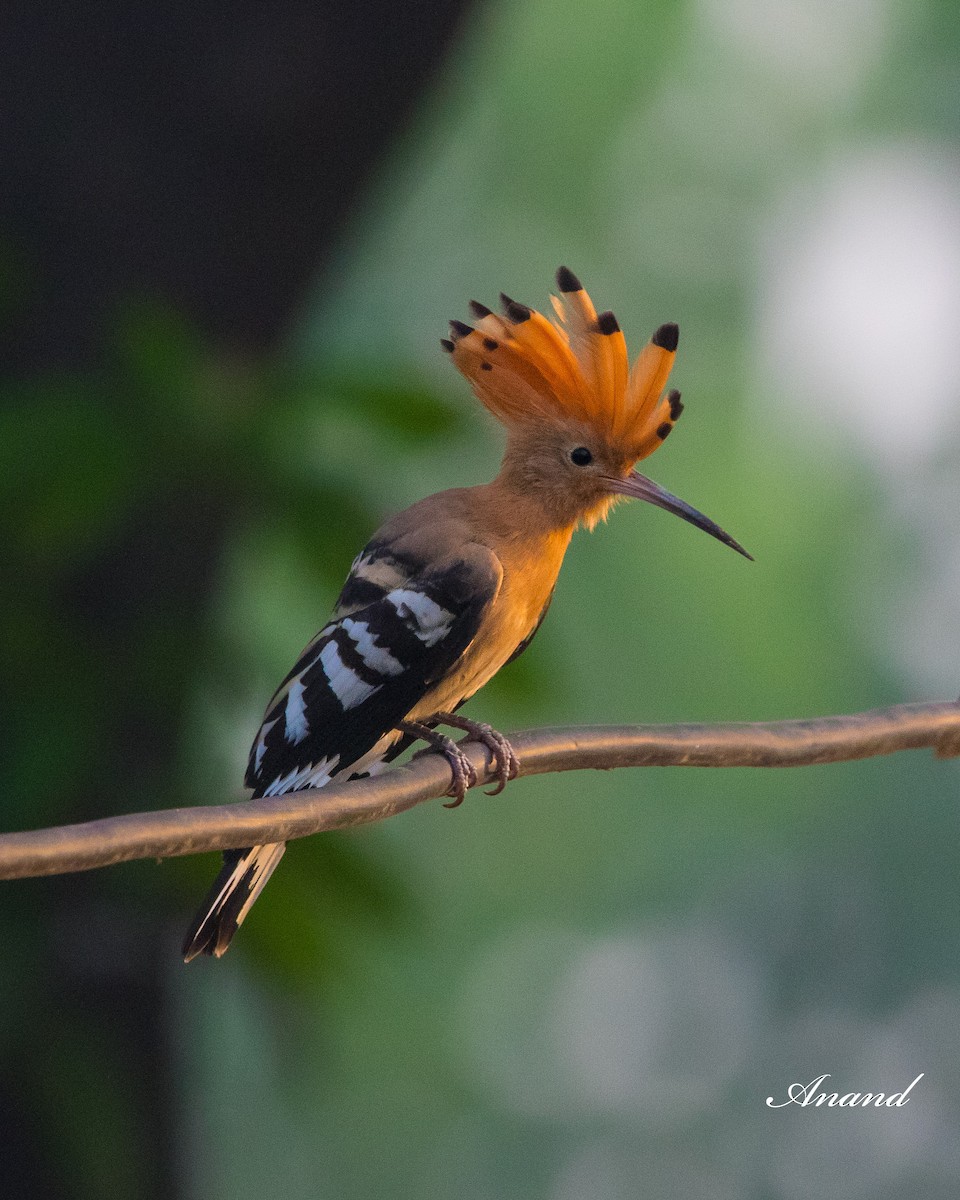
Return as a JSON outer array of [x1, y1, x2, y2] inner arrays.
[[181, 842, 287, 962]]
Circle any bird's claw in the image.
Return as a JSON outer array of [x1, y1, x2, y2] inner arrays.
[[438, 736, 478, 807], [433, 713, 520, 796], [398, 714, 519, 808], [397, 719, 478, 807]]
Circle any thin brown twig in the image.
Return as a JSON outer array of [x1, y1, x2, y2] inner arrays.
[[1, 701, 958, 881]]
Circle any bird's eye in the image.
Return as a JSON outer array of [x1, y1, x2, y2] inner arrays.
[[570, 446, 593, 466]]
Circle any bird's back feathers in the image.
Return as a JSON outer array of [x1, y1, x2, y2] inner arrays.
[[182, 520, 512, 960], [245, 532, 503, 798]]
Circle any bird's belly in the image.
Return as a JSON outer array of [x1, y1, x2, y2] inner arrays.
[[409, 580, 550, 718]]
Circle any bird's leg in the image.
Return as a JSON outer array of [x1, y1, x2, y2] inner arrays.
[[431, 712, 520, 796], [397, 719, 477, 808]]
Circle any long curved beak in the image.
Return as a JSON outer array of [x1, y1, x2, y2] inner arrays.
[[605, 470, 753, 560]]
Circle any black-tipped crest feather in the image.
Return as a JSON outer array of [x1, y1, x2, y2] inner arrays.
[[651, 323, 679, 352], [555, 265, 582, 293]]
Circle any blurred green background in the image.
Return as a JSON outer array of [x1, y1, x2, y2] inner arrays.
[[3, 1, 960, 1197]]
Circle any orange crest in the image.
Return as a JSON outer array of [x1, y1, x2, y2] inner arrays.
[[443, 267, 683, 461]]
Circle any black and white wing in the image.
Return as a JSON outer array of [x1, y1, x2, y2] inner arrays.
[[245, 544, 503, 798], [182, 541, 502, 961]]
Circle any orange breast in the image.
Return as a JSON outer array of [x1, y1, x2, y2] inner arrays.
[[410, 523, 572, 717]]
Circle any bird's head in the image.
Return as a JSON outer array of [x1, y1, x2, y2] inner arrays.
[[443, 267, 751, 558]]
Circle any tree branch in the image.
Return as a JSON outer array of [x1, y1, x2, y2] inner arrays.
[[2, 701, 958, 881]]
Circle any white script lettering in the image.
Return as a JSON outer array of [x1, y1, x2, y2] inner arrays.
[[766, 1073, 923, 1109]]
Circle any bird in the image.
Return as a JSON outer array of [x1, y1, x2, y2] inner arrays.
[[181, 266, 751, 961]]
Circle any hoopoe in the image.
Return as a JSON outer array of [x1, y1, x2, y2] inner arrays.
[[182, 267, 750, 961]]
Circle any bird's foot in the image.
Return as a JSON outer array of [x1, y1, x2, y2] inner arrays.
[[397, 720, 477, 808], [432, 712, 520, 796]]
